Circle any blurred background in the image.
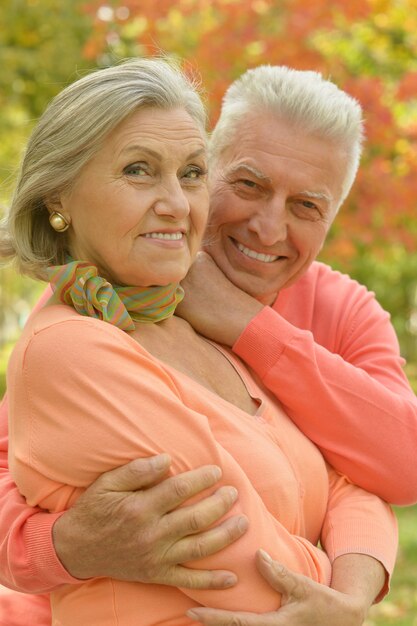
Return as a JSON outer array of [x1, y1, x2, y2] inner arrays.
[[0, 1, 416, 623]]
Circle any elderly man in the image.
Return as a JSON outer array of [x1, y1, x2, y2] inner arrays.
[[179, 64, 417, 502], [1, 65, 415, 626]]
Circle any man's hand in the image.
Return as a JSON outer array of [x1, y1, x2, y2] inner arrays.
[[186, 550, 373, 625], [177, 252, 263, 347], [52, 455, 248, 589]]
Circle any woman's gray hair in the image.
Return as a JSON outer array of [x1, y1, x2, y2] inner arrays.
[[0, 57, 207, 279], [210, 65, 364, 209]]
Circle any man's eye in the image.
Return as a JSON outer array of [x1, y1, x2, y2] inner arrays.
[[124, 163, 148, 176], [232, 178, 260, 193], [240, 179, 258, 188], [292, 200, 323, 220], [301, 200, 318, 209]]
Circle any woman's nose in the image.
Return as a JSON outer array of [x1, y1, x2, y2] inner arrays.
[[153, 177, 190, 219]]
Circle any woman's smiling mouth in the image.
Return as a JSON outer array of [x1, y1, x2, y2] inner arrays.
[[144, 232, 184, 241]]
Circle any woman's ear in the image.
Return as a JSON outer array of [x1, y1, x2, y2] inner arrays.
[[44, 196, 71, 233], [44, 194, 67, 218]]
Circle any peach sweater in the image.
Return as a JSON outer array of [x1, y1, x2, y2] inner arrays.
[[6, 300, 397, 626]]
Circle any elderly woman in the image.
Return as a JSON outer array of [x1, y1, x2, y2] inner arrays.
[[1, 60, 396, 625]]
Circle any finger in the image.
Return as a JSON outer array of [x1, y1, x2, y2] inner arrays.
[[256, 550, 307, 601], [91, 454, 172, 493], [170, 513, 249, 562], [142, 465, 223, 515], [186, 607, 278, 625], [163, 485, 240, 536], [162, 566, 238, 591]]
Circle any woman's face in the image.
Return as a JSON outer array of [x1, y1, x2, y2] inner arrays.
[[54, 107, 209, 286]]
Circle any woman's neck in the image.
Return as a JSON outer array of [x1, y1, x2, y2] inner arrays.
[[130, 317, 259, 415]]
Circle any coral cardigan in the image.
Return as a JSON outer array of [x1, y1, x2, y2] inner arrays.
[[233, 261, 417, 504], [6, 301, 397, 625]]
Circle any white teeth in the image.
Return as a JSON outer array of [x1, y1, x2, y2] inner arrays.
[[144, 232, 183, 240], [236, 242, 279, 263]]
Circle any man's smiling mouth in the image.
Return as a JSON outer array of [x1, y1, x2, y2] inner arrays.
[[234, 239, 283, 263]]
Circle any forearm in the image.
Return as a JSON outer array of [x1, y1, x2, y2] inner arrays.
[[0, 485, 72, 593], [321, 468, 398, 598], [2, 510, 79, 593], [331, 553, 386, 607]]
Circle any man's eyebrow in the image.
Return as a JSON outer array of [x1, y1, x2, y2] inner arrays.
[[227, 164, 333, 203], [228, 164, 272, 182], [120, 146, 206, 161], [298, 189, 333, 204]]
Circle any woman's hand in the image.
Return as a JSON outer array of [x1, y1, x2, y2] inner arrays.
[[186, 550, 370, 625]]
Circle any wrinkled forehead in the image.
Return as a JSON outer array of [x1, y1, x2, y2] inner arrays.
[[209, 115, 349, 215]]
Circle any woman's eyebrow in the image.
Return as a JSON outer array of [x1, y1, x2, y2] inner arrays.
[[187, 147, 207, 159], [120, 146, 206, 161], [120, 145, 161, 160]]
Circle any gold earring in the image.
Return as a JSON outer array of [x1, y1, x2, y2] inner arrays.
[[49, 211, 70, 232]]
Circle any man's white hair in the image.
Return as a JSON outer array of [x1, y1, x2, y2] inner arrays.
[[210, 65, 364, 209]]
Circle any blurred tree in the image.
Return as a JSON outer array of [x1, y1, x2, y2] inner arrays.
[[0, 0, 96, 197], [0, 0, 95, 348]]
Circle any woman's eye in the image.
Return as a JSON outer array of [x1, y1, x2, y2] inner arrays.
[[183, 166, 207, 181], [124, 162, 149, 176]]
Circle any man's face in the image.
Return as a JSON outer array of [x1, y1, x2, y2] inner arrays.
[[205, 112, 348, 304]]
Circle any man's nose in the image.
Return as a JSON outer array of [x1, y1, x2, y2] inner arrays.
[[247, 199, 288, 246]]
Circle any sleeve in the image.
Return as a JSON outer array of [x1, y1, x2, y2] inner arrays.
[[0, 287, 81, 594], [321, 467, 398, 603], [232, 289, 417, 505], [8, 317, 333, 612]]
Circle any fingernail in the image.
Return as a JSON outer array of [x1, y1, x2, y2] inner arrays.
[[186, 609, 200, 620], [212, 466, 222, 480], [259, 548, 272, 564], [223, 575, 237, 587], [228, 486, 238, 501], [238, 516, 249, 532], [150, 453, 170, 470]]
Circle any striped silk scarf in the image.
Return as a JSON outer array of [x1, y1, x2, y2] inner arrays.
[[46, 260, 184, 332]]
